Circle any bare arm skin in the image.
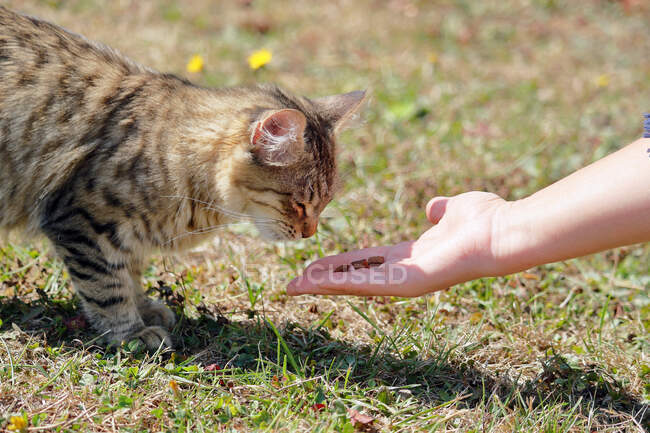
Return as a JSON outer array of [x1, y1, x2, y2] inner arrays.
[[287, 138, 650, 297]]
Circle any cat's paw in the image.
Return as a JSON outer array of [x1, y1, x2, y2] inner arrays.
[[139, 299, 177, 329], [130, 326, 173, 350]]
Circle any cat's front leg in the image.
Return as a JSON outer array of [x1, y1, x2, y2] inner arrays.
[[44, 229, 174, 350], [71, 257, 173, 350], [128, 268, 177, 330]]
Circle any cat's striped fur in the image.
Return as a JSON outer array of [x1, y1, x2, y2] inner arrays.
[[0, 6, 364, 349]]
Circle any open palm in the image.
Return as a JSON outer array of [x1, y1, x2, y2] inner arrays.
[[287, 191, 508, 297]]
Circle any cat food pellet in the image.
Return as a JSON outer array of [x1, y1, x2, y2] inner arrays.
[[351, 259, 369, 269], [334, 264, 352, 273], [334, 256, 385, 272]]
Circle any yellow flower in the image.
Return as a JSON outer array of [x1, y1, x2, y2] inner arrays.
[[7, 415, 27, 432], [248, 49, 272, 70], [427, 52, 438, 63], [186, 54, 204, 73], [595, 74, 609, 88]]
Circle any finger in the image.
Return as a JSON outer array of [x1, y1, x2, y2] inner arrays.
[[287, 261, 429, 297], [302, 245, 392, 274], [426, 196, 450, 224]]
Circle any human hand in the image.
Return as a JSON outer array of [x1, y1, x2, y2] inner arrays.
[[287, 191, 509, 297]]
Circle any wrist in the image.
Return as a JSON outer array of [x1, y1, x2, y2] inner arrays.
[[489, 197, 542, 276]]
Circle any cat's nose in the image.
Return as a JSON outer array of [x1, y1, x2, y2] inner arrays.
[[302, 218, 318, 238]]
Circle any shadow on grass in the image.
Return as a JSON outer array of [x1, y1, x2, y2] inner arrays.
[[1, 292, 648, 428]]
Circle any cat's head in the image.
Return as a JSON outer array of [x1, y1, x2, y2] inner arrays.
[[221, 86, 365, 241]]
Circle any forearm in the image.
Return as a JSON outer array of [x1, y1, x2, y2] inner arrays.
[[494, 137, 650, 275]]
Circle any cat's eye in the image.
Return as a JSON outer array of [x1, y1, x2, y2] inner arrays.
[[294, 202, 307, 218]]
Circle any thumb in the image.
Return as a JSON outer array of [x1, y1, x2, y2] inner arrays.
[[426, 196, 450, 224]]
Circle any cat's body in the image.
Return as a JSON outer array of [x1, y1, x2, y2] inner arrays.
[[0, 6, 363, 349]]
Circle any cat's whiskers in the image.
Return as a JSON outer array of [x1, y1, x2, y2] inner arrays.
[[162, 195, 282, 223], [163, 220, 277, 246], [161, 195, 289, 245], [206, 203, 284, 224]]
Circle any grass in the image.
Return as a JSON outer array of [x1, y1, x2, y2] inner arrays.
[[1, 0, 649, 431]]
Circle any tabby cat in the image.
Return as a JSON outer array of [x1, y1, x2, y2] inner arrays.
[[0, 6, 364, 349]]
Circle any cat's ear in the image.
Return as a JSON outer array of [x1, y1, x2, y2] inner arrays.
[[313, 90, 366, 133], [250, 109, 307, 166]]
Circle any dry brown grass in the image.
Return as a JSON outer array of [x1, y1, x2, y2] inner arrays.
[[1, 0, 649, 431]]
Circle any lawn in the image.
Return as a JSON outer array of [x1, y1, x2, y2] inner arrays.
[[1, 0, 649, 431]]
